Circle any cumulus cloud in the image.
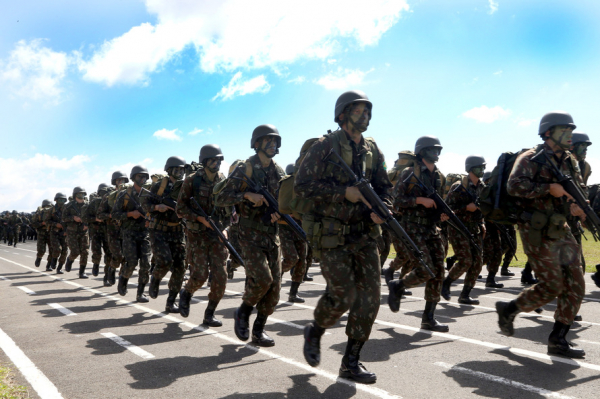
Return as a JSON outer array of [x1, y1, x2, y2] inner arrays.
[[488, 0, 499, 14], [77, 0, 408, 86], [212, 72, 271, 101], [153, 128, 182, 141], [316, 67, 373, 90], [517, 118, 537, 127], [188, 128, 203, 136], [0, 39, 73, 102], [462, 105, 510, 123]]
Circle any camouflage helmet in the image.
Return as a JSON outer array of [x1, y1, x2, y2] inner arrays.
[[97, 183, 111, 195], [285, 163, 294, 175], [251, 124, 281, 149], [572, 132, 592, 146], [334, 90, 372, 123], [111, 170, 129, 185], [54, 192, 67, 201], [73, 186, 87, 197], [42, 199, 53, 207], [415, 136, 443, 155], [199, 144, 224, 163], [130, 165, 149, 179], [465, 155, 486, 173], [538, 111, 576, 137], [164, 156, 186, 172]]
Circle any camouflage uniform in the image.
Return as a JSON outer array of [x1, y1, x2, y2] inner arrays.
[[85, 196, 112, 268], [44, 205, 68, 269], [97, 192, 124, 272], [483, 221, 502, 276], [32, 207, 52, 266], [6, 214, 22, 246], [61, 201, 90, 271], [280, 222, 308, 282]]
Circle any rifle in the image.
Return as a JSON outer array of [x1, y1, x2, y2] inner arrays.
[[140, 187, 178, 210], [323, 149, 435, 278], [121, 189, 148, 220], [543, 152, 600, 241], [404, 172, 483, 254], [231, 165, 307, 242]]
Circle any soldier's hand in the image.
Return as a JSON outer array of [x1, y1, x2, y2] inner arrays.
[[571, 203, 586, 219], [244, 192, 266, 207], [129, 210, 143, 219], [222, 229, 228, 239], [196, 216, 214, 230], [73, 216, 82, 223], [416, 197, 437, 209], [83, 226, 88, 231], [466, 203, 478, 212], [270, 212, 281, 223], [370, 212, 385, 225], [549, 183, 573, 200], [440, 213, 449, 222], [155, 204, 173, 213], [95, 218, 102, 223], [56, 223, 63, 229], [345, 186, 372, 208]]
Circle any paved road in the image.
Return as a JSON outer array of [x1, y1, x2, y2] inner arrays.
[[0, 241, 599, 399]]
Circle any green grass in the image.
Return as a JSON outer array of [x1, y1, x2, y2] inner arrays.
[[0, 365, 28, 399], [388, 230, 598, 274]]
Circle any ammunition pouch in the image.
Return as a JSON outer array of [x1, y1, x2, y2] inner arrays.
[[148, 218, 182, 232], [302, 214, 371, 258], [547, 213, 567, 240], [239, 216, 277, 235], [522, 210, 567, 246]]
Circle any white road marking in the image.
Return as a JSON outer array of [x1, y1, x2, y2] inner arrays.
[[18, 286, 35, 295], [580, 339, 600, 346], [268, 316, 332, 335], [48, 303, 77, 316], [100, 332, 155, 359], [0, 276, 8, 280], [0, 327, 64, 399], [435, 362, 574, 399]]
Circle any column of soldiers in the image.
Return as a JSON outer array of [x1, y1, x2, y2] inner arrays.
[[9, 93, 600, 385]]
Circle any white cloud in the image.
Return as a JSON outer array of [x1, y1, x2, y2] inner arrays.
[[316, 67, 373, 90], [78, 0, 408, 86], [488, 0, 499, 15], [288, 76, 306, 84], [462, 105, 510, 123], [493, 70, 503, 75], [212, 72, 271, 101], [188, 128, 203, 136], [153, 128, 182, 141], [517, 118, 537, 127], [0, 39, 73, 102], [437, 152, 468, 175], [327, 59, 337, 64]]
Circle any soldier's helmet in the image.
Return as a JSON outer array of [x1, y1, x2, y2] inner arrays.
[[164, 156, 186, 172], [97, 183, 111, 195], [54, 192, 67, 201], [12, 210, 17, 214], [465, 155, 486, 173], [572, 132, 592, 146], [111, 170, 129, 185], [483, 171, 492, 182], [42, 199, 53, 207], [334, 90, 372, 124], [199, 144, 224, 163], [538, 111, 576, 137], [251, 125, 281, 149], [286, 164, 295, 175], [130, 165, 149, 179], [73, 186, 87, 197], [414, 136, 443, 155]]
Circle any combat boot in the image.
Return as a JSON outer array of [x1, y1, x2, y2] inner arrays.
[[35, 257, 41, 267], [108, 267, 116, 286], [303, 322, 325, 367], [65, 258, 74, 273], [233, 302, 253, 341], [78, 264, 88, 279], [420, 301, 449, 332], [52, 260, 58, 270], [103, 266, 111, 287], [458, 285, 479, 305], [521, 262, 538, 285], [485, 273, 504, 288], [441, 276, 453, 301], [387, 279, 405, 313], [148, 275, 161, 299], [56, 261, 64, 275], [46, 258, 55, 272], [303, 269, 313, 282], [226, 260, 235, 280], [178, 289, 192, 318], [136, 282, 149, 303], [92, 263, 99, 277], [117, 275, 129, 296], [495, 300, 520, 336], [445, 255, 456, 271], [500, 266, 514, 276], [288, 282, 305, 303], [203, 300, 222, 327], [164, 289, 179, 313], [383, 267, 395, 285], [548, 321, 585, 358], [591, 265, 600, 288], [252, 312, 275, 347], [339, 339, 377, 384]]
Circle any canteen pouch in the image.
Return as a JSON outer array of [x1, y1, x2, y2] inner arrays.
[[320, 218, 345, 249], [528, 211, 548, 247], [547, 213, 567, 240], [368, 224, 382, 239]]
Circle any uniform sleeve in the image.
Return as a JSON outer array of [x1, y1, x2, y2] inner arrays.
[[111, 192, 129, 221], [215, 169, 247, 207], [507, 152, 551, 199], [97, 197, 110, 221], [393, 168, 418, 210], [446, 182, 469, 214], [176, 175, 198, 221]]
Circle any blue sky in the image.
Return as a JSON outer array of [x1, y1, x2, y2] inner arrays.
[[2, 0, 600, 211]]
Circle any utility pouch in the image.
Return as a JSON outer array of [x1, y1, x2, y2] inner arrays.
[[302, 216, 322, 258], [528, 211, 548, 247], [547, 213, 567, 240], [368, 224, 382, 239], [320, 217, 345, 249]]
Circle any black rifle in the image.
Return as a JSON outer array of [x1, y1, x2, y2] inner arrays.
[[324, 149, 435, 278], [543, 152, 600, 241], [404, 172, 483, 254], [140, 187, 178, 210], [231, 165, 307, 242], [121, 189, 148, 219]]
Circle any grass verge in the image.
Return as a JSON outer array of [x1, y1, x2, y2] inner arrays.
[[0, 364, 29, 399]]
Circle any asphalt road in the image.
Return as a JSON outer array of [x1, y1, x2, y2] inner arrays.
[[1, 241, 599, 399]]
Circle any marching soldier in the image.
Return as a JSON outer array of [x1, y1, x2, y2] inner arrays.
[[33, 200, 53, 269], [44, 193, 69, 273], [85, 184, 113, 280], [62, 187, 90, 278]]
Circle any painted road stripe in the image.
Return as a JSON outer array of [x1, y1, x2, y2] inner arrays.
[[0, 327, 64, 399], [0, 276, 8, 280], [100, 332, 155, 359], [48, 303, 77, 316], [435, 362, 574, 399], [18, 286, 35, 295], [268, 316, 332, 335], [580, 340, 600, 346]]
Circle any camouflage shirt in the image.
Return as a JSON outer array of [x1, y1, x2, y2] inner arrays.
[[446, 178, 485, 226], [62, 201, 88, 232], [177, 167, 229, 229], [393, 160, 444, 221], [112, 186, 147, 231], [142, 177, 183, 225]]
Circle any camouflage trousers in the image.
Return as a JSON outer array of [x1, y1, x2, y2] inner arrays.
[[90, 225, 111, 265], [149, 228, 186, 292], [378, 227, 392, 268], [36, 230, 51, 260], [573, 233, 586, 273], [119, 229, 151, 285], [184, 229, 228, 302], [448, 228, 484, 287], [515, 222, 584, 325], [106, 226, 124, 270], [314, 236, 381, 341], [502, 224, 517, 264], [6, 227, 19, 244], [280, 224, 308, 283], [389, 239, 415, 278], [239, 226, 281, 316], [49, 229, 68, 263], [66, 229, 89, 265], [228, 223, 243, 269], [401, 223, 445, 303], [483, 221, 503, 275]]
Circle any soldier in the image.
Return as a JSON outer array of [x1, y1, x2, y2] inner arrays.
[[6, 211, 22, 247], [85, 184, 112, 280], [144, 156, 187, 313], [441, 156, 486, 305], [33, 200, 53, 269], [113, 165, 152, 303], [496, 111, 586, 358], [19, 213, 29, 244], [97, 171, 129, 286], [280, 163, 309, 303], [62, 187, 90, 278], [499, 225, 517, 277], [177, 145, 230, 325], [44, 193, 69, 273], [215, 124, 286, 347], [297, 91, 391, 383], [387, 136, 450, 333]]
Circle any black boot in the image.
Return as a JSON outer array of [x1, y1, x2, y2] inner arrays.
[[78, 264, 89, 279], [521, 262, 538, 285], [339, 339, 377, 384], [178, 289, 192, 318], [103, 266, 110, 287], [65, 258, 73, 273], [496, 300, 520, 336], [233, 302, 253, 341], [303, 269, 313, 282], [387, 279, 405, 312], [92, 263, 99, 277], [548, 321, 585, 358], [303, 322, 325, 367], [203, 300, 222, 327], [591, 265, 600, 288], [117, 275, 129, 296], [226, 260, 235, 280], [421, 301, 449, 332], [165, 289, 179, 313], [500, 267, 514, 276], [441, 276, 453, 301], [383, 267, 395, 285], [52, 259, 58, 270], [485, 273, 504, 288], [458, 285, 479, 305], [108, 267, 116, 286], [35, 257, 41, 267], [46, 258, 54, 272], [56, 260, 63, 274], [288, 282, 305, 303], [445, 256, 456, 271], [136, 282, 149, 303], [252, 312, 275, 347], [148, 275, 160, 299], [574, 315, 582, 322]]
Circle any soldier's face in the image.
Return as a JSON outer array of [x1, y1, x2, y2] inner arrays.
[[549, 125, 574, 150], [205, 158, 221, 173], [56, 198, 67, 206], [470, 166, 485, 178], [169, 167, 185, 180], [347, 103, 370, 133], [572, 143, 589, 160], [134, 174, 148, 186], [421, 147, 441, 163], [75, 193, 85, 201], [260, 137, 278, 158], [115, 178, 126, 188]]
